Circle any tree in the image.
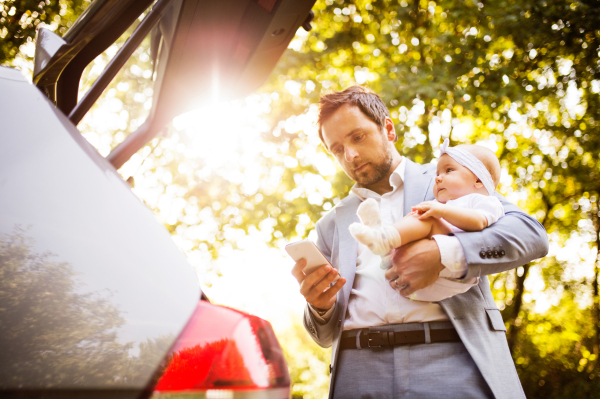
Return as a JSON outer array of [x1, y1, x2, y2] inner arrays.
[[0, 0, 89, 66], [0, 227, 131, 386], [0, 226, 183, 387]]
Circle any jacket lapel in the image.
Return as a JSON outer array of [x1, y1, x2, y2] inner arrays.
[[334, 194, 360, 302], [403, 159, 436, 213]]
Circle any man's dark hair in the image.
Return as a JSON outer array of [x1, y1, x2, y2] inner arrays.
[[317, 86, 391, 147]]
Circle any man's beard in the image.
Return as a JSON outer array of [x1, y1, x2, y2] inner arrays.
[[352, 144, 394, 186]]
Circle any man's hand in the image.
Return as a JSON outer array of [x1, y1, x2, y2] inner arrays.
[[384, 239, 444, 297], [291, 259, 346, 310], [411, 201, 445, 220]]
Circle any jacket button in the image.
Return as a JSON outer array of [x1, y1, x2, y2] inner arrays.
[[499, 249, 506, 257], [486, 250, 493, 258], [337, 319, 342, 326], [493, 249, 499, 258], [479, 249, 486, 259], [329, 364, 333, 373]]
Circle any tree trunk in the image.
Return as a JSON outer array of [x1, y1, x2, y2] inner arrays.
[[504, 190, 552, 353], [594, 248, 599, 365], [506, 263, 531, 353], [593, 195, 600, 365]]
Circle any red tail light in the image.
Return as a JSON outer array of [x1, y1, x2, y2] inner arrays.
[[150, 300, 290, 398]]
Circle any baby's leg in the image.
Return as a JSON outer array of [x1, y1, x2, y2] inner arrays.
[[350, 212, 452, 256], [430, 217, 453, 236], [395, 213, 453, 242], [389, 212, 452, 246], [393, 213, 435, 244]]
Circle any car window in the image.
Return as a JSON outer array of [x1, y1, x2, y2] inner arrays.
[[77, 17, 156, 158]]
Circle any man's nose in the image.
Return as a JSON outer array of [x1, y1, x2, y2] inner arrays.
[[345, 146, 359, 162]]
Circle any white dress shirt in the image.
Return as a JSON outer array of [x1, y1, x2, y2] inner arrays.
[[311, 158, 470, 327]]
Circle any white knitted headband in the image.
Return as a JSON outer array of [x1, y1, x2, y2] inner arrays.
[[439, 138, 495, 195]]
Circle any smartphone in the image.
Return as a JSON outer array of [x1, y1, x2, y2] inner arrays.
[[285, 239, 340, 281]]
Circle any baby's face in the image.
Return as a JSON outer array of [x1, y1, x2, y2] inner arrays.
[[434, 154, 482, 203]]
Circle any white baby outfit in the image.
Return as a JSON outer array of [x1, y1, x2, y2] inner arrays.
[[440, 193, 504, 233], [411, 193, 504, 301]]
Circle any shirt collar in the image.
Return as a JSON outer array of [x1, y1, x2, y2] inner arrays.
[[351, 157, 406, 201]]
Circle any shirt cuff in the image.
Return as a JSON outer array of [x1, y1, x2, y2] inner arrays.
[[308, 303, 335, 325], [432, 235, 468, 279]]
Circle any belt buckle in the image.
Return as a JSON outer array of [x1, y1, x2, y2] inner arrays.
[[367, 332, 382, 348]]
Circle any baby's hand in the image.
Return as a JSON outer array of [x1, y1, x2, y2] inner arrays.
[[411, 201, 445, 220]]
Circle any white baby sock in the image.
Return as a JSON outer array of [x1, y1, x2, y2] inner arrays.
[[356, 198, 382, 228], [354, 198, 397, 268], [349, 224, 402, 256]]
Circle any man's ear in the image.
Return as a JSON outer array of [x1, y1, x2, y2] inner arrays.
[[385, 117, 396, 142]]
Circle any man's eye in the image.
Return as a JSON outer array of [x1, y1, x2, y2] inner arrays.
[[334, 147, 343, 155], [354, 135, 363, 141]]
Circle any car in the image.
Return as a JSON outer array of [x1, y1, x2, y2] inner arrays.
[[0, 0, 315, 397]]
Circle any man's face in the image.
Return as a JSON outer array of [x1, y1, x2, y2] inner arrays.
[[321, 104, 395, 186]]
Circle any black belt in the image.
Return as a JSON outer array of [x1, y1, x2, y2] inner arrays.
[[340, 327, 460, 350]]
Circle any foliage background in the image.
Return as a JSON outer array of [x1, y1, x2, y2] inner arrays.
[[3, 0, 600, 397]]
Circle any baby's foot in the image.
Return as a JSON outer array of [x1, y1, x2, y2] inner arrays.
[[356, 198, 382, 228], [349, 223, 402, 256]]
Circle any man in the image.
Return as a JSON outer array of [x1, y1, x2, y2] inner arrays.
[[291, 86, 548, 398]]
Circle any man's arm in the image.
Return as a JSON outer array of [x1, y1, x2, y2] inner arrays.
[[294, 218, 346, 348], [454, 196, 548, 279], [294, 258, 344, 347], [386, 195, 548, 295]]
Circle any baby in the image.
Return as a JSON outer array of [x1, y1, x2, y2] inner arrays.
[[349, 138, 504, 302]]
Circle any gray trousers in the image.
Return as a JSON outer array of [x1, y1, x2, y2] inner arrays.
[[332, 322, 494, 399]]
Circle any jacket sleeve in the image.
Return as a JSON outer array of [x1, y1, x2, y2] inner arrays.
[[302, 215, 343, 348], [455, 193, 549, 280]]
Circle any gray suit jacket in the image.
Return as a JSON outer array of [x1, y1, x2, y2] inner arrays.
[[303, 159, 549, 399]]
